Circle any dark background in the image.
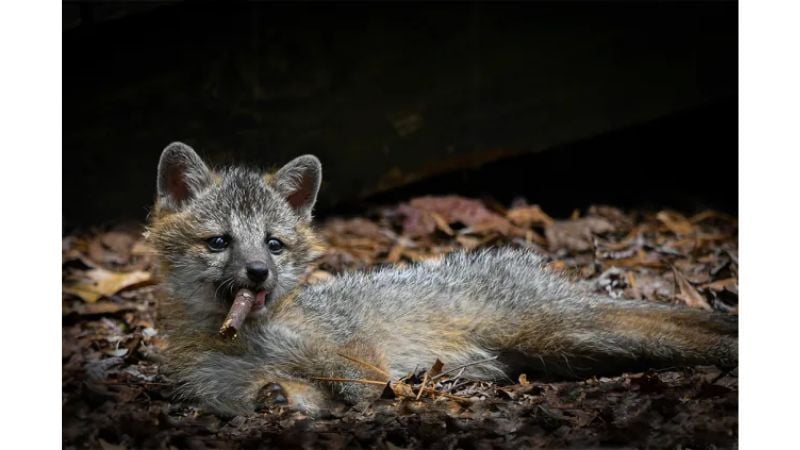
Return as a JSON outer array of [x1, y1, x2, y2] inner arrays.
[[63, 1, 737, 229]]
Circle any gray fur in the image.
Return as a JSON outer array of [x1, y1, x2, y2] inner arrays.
[[149, 145, 738, 416]]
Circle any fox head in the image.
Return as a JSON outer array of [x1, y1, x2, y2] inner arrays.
[[147, 142, 325, 321]]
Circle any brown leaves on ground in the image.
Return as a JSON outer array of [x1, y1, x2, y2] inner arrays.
[[673, 267, 713, 311], [63, 228, 156, 304], [62, 197, 738, 449], [64, 267, 153, 303], [545, 216, 615, 252], [397, 195, 529, 238]]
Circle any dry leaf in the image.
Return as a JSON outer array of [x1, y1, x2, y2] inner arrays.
[[391, 381, 416, 398], [386, 244, 406, 262], [506, 205, 555, 227], [672, 267, 712, 310], [545, 217, 616, 252], [455, 235, 482, 250], [701, 277, 738, 293], [65, 301, 137, 316], [429, 359, 445, 378], [399, 196, 526, 238], [430, 212, 455, 236], [64, 268, 153, 303], [88, 231, 137, 266], [657, 211, 694, 235]]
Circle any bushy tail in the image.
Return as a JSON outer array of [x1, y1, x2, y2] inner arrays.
[[484, 298, 738, 378]]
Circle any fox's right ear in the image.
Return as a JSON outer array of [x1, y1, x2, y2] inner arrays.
[[157, 142, 212, 211]]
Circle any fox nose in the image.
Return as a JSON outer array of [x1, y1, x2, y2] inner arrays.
[[245, 262, 269, 283]]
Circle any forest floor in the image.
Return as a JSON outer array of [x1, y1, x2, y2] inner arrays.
[[63, 196, 738, 449]]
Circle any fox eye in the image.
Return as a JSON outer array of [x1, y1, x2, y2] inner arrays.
[[267, 238, 283, 254], [206, 236, 230, 252]]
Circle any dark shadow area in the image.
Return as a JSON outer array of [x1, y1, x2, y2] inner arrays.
[[355, 99, 738, 219], [63, 1, 736, 229]]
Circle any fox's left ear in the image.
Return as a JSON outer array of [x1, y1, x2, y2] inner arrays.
[[272, 155, 322, 221]]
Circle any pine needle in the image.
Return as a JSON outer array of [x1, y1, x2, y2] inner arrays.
[[337, 352, 391, 378], [311, 376, 388, 386]]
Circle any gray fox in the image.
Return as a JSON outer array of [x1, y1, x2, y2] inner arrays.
[[147, 142, 737, 416]]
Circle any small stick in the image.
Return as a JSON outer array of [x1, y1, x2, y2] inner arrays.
[[416, 385, 472, 405], [447, 367, 466, 393], [336, 352, 391, 378], [312, 377, 472, 405], [415, 370, 430, 401], [219, 289, 255, 339], [430, 355, 499, 381]]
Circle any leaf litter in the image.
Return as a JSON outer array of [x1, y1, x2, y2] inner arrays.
[[62, 198, 738, 449]]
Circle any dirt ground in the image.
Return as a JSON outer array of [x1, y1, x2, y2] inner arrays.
[[63, 196, 738, 449]]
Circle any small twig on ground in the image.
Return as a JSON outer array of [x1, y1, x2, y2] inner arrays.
[[416, 370, 430, 400], [314, 376, 472, 405], [447, 367, 466, 393], [431, 355, 499, 381]]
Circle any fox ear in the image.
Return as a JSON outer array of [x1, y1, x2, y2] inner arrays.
[[157, 142, 212, 211], [272, 155, 322, 221]]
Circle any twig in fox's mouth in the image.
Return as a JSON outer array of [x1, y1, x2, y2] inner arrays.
[[219, 288, 255, 339]]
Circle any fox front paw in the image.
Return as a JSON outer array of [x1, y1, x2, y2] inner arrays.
[[255, 382, 289, 410], [254, 381, 328, 414]]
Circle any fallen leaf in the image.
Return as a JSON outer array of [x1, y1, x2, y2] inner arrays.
[[455, 235, 482, 250], [545, 217, 616, 252], [657, 211, 694, 235], [672, 267, 712, 310], [399, 196, 526, 238], [64, 268, 153, 303], [391, 381, 416, 398], [64, 301, 137, 316], [506, 205, 554, 227], [429, 359, 445, 378], [386, 243, 406, 262], [701, 277, 738, 293], [89, 231, 137, 267], [429, 212, 455, 236]]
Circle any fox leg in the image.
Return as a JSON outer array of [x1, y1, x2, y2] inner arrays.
[[251, 336, 389, 410], [313, 339, 391, 404], [167, 351, 325, 416]]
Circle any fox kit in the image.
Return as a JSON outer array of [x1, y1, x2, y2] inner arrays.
[[147, 142, 737, 416]]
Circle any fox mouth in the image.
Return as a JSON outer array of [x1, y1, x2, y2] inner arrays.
[[248, 288, 268, 312], [215, 281, 270, 313]]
